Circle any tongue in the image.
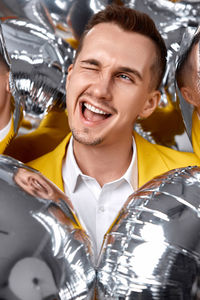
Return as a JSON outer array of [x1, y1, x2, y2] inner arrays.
[[84, 108, 107, 122]]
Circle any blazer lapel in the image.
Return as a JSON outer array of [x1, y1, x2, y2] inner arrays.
[[28, 133, 72, 192]]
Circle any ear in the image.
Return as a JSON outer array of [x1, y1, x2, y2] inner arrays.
[[180, 86, 196, 106], [66, 64, 74, 90], [139, 90, 161, 118]]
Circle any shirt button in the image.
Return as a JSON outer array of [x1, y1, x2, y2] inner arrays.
[[98, 206, 105, 213]]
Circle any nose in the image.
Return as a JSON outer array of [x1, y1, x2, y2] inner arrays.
[[89, 74, 112, 101]]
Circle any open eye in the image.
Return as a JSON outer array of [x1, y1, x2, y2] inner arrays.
[[117, 74, 133, 82]]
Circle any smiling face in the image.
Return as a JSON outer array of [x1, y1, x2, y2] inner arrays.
[[66, 23, 161, 147]]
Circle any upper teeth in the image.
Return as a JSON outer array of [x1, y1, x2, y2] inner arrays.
[[84, 103, 107, 115]]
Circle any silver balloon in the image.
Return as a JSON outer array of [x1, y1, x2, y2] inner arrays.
[[97, 166, 200, 299], [0, 155, 95, 299], [66, 0, 114, 39], [2, 19, 74, 119], [42, 0, 74, 29], [0, 0, 55, 32], [45, 0, 112, 40], [124, 0, 200, 46], [43, 0, 113, 29]]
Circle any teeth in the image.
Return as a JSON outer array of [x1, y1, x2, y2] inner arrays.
[[84, 102, 108, 115]]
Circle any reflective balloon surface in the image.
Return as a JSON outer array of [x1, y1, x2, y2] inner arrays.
[[63, 0, 112, 39], [43, 0, 112, 28], [97, 166, 200, 299], [0, 155, 95, 299], [42, 0, 74, 29], [0, 0, 55, 32], [2, 19, 74, 119]]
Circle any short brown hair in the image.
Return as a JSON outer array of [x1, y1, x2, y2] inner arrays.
[[75, 5, 167, 90]]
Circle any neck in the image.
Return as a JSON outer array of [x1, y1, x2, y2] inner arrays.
[[73, 138, 133, 187]]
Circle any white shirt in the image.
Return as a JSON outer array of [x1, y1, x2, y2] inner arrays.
[[62, 137, 138, 259], [0, 117, 12, 142]]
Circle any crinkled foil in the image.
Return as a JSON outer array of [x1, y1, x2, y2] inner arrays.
[[44, 0, 112, 38], [0, 154, 95, 299], [42, 0, 74, 29], [97, 166, 200, 299], [0, 0, 55, 32], [2, 19, 74, 120]]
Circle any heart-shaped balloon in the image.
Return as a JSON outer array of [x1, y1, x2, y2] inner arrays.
[[2, 18, 74, 120]]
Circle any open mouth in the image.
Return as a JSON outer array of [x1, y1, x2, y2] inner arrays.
[[81, 102, 112, 122]]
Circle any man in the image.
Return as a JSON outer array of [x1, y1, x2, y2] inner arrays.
[[176, 30, 200, 158], [28, 5, 200, 258]]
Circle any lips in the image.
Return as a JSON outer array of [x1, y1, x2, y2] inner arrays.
[[81, 102, 112, 122]]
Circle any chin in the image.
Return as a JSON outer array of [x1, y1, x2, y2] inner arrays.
[[72, 129, 103, 146]]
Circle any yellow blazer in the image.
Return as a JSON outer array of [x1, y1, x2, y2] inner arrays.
[[5, 109, 70, 163], [192, 110, 200, 159], [27, 131, 200, 192], [0, 94, 24, 154]]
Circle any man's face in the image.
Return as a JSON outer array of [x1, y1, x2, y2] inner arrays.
[[66, 23, 160, 146]]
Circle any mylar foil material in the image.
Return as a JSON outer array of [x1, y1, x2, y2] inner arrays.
[[2, 19, 74, 119], [0, 155, 95, 299], [97, 166, 200, 299], [50, 0, 112, 40], [42, 0, 74, 29], [0, 0, 55, 32]]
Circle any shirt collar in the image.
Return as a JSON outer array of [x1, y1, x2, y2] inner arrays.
[[124, 138, 137, 191], [62, 136, 82, 193], [62, 136, 138, 193], [0, 116, 12, 142]]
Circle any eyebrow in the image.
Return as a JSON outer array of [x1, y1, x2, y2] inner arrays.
[[80, 59, 99, 66], [80, 59, 143, 81]]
